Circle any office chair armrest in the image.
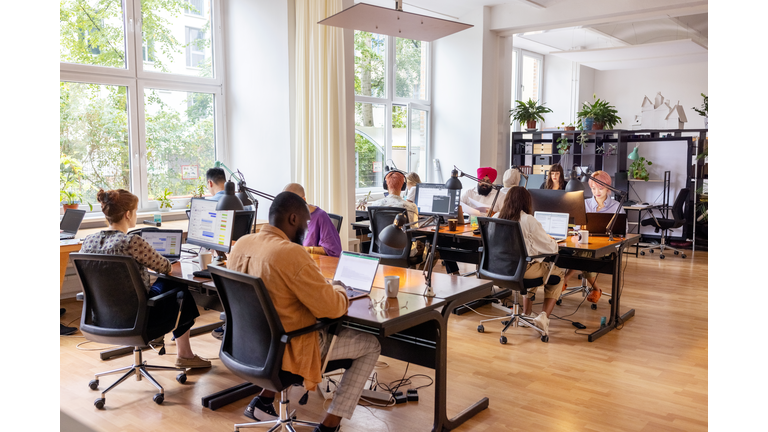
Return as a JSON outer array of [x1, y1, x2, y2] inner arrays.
[[281, 318, 344, 344], [146, 287, 182, 307], [527, 252, 559, 262]]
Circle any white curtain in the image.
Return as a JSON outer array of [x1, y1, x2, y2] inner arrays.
[[294, 0, 352, 248]]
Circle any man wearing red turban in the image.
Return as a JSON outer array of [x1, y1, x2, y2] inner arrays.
[[459, 167, 503, 217]]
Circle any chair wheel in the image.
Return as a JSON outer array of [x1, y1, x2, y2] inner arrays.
[[500, 336, 507, 344], [541, 335, 549, 343], [89, 379, 99, 390], [556, 299, 562, 306], [660, 255, 665, 259], [640, 251, 645, 256], [674, 250, 679, 255], [682, 254, 687, 258], [159, 346, 166, 356], [591, 304, 597, 310], [501, 320, 509, 326], [477, 325, 484, 333], [153, 393, 164, 405], [608, 299, 613, 305], [94, 398, 105, 409], [531, 294, 536, 301], [649, 249, 654, 253], [177, 373, 187, 384]]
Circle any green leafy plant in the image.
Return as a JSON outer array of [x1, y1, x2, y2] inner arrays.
[[692, 93, 707, 117], [509, 99, 553, 127], [60, 155, 93, 211], [556, 135, 571, 154], [157, 187, 173, 210], [629, 157, 653, 181], [577, 95, 621, 129]]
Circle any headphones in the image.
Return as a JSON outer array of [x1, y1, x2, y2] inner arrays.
[[383, 168, 407, 191]]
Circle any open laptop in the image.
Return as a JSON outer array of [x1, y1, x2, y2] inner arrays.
[[141, 229, 183, 264], [533, 211, 570, 242], [332, 251, 380, 300], [60, 209, 86, 240], [586, 212, 628, 237]]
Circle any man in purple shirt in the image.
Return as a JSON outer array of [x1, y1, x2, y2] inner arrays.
[[283, 183, 342, 257]]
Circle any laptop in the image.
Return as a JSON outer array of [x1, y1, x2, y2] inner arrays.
[[141, 230, 184, 264], [60, 209, 86, 240], [586, 212, 628, 237], [533, 211, 570, 242], [332, 251, 380, 300]]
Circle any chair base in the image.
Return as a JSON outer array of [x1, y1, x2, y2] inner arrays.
[[478, 292, 548, 343], [557, 276, 611, 307], [89, 345, 187, 409], [235, 387, 320, 432], [638, 229, 687, 259]]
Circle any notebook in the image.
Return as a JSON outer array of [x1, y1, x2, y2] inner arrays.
[[60, 209, 86, 240], [332, 251, 380, 300], [533, 211, 570, 241], [141, 230, 183, 264], [585, 212, 627, 236]]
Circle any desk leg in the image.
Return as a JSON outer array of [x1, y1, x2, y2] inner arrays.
[[436, 304, 490, 431], [588, 247, 635, 342]]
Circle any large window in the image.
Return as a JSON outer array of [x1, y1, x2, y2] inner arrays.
[[60, 0, 224, 212], [354, 31, 430, 194], [510, 48, 543, 132]]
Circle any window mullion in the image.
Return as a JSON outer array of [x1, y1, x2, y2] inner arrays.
[[134, 82, 150, 210]]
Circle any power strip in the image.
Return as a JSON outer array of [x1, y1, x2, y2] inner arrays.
[[360, 388, 393, 404]]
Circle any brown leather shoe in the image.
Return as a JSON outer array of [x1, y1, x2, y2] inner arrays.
[[175, 354, 211, 369], [586, 288, 602, 303]]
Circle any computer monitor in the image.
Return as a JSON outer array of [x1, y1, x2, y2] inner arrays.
[[529, 189, 587, 226], [523, 174, 547, 189], [231, 210, 255, 242], [414, 183, 461, 218], [186, 197, 235, 253]]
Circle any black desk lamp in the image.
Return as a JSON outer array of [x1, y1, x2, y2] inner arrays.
[[213, 162, 275, 212], [565, 168, 627, 241], [450, 166, 502, 217], [379, 212, 442, 297]]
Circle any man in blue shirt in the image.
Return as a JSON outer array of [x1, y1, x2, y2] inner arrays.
[[205, 167, 227, 201]]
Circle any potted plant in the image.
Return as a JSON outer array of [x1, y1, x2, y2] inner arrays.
[[509, 98, 553, 131], [576, 102, 595, 130], [629, 157, 653, 181], [692, 93, 707, 128], [157, 188, 173, 211], [577, 95, 621, 130], [187, 184, 207, 208], [556, 135, 571, 155], [558, 121, 576, 131], [60, 155, 92, 211]]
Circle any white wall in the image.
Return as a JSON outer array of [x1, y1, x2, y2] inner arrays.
[[223, 0, 292, 220], [591, 61, 708, 129], [431, 8, 485, 188], [541, 55, 576, 129]]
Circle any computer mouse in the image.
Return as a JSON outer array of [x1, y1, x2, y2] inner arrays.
[[641, 202, 650, 206]]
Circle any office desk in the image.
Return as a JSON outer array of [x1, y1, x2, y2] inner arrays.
[[203, 254, 493, 432]]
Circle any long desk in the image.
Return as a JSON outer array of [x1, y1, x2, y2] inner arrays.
[[201, 254, 493, 432]]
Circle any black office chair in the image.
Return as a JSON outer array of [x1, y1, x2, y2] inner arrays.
[[328, 213, 343, 234], [367, 206, 423, 268], [475, 217, 560, 344], [71, 253, 188, 409], [208, 266, 352, 432], [639, 188, 689, 259]]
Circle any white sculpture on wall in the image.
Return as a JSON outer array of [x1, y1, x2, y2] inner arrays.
[[633, 92, 688, 130]]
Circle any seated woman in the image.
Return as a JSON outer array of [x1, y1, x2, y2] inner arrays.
[[563, 170, 626, 303], [405, 171, 422, 203], [540, 163, 566, 190], [81, 189, 211, 369], [494, 187, 566, 336]]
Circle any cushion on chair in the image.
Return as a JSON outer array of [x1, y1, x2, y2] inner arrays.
[[640, 218, 679, 230]]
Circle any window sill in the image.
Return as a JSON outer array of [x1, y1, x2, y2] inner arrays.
[[71, 208, 189, 230]]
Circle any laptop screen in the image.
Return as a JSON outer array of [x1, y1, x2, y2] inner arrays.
[[141, 230, 183, 258], [534, 211, 570, 238], [333, 252, 380, 292], [61, 209, 86, 233]]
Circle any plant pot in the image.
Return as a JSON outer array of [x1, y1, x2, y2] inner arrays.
[[62, 203, 79, 211], [564, 126, 576, 131], [582, 118, 594, 130], [526, 120, 537, 130], [593, 122, 604, 130]]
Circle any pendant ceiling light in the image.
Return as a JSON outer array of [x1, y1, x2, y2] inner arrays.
[[318, 1, 473, 42]]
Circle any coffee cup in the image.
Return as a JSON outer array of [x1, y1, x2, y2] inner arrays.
[[447, 219, 458, 231], [199, 251, 212, 269], [384, 275, 400, 298], [577, 230, 589, 244]]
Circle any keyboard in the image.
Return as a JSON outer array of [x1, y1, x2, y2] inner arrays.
[[60, 233, 75, 240], [345, 287, 368, 299]]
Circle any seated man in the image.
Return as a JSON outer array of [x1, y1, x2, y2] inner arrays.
[[460, 167, 503, 217], [283, 182, 342, 257], [368, 171, 424, 264], [228, 192, 381, 432], [205, 167, 255, 211]]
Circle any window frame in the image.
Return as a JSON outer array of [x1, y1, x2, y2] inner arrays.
[[59, 0, 226, 212], [353, 33, 431, 197], [510, 48, 544, 132]]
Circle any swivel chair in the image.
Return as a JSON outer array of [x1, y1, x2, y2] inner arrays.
[[328, 213, 343, 234], [367, 206, 423, 268], [209, 266, 352, 432], [639, 188, 690, 259], [71, 253, 188, 409], [475, 217, 560, 344]]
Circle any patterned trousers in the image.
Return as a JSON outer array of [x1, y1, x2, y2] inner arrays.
[[318, 327, 381, 419]]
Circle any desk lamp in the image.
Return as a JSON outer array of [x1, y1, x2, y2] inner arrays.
[[566, 169, 628, 241], [213, 162, 275, 212], [450, 166, 502, 217], [379, 212, 443, 297]]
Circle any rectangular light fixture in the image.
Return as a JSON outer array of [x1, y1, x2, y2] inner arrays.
[[318, 2, 473, 42]]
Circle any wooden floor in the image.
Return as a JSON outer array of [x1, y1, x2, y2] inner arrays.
[[60, 250, 708, 432]]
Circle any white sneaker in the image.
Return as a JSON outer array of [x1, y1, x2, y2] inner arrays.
[[533, 313, 550, 335], [518, 312, 537, 328]]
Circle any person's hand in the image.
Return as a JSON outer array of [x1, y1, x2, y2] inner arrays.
[[330, 280, 348, 290]]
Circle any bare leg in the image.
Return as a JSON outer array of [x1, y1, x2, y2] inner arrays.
[[174, 330, 195, 359], [522, 296, 533, 315], [540, 298, 557, 317]]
